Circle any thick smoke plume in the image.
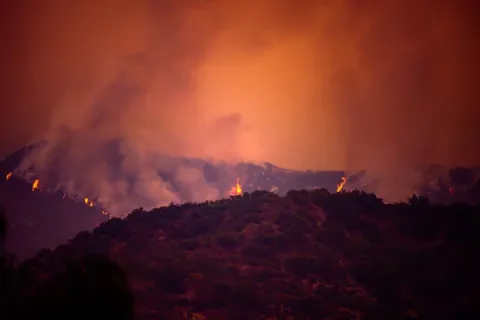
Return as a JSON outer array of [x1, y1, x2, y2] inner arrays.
[[1, 0, 479, 212]]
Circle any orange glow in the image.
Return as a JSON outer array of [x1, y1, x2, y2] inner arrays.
[[1, 1, 478, 208], [84, 197, 94, 207], [230, 177, 243, 196], [32, 179, 40, 191], [336, 176, 347, 193], [6, 172, 12, 180]]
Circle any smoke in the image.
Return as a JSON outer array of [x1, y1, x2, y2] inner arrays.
[[1, 0, 479, 209]]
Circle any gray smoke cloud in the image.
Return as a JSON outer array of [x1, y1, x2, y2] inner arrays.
[[2, 0, 479, 211]]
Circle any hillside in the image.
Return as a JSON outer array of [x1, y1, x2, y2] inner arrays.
[[0, 175, 108, 260], [2, 159, 479, 261], [2, 145, 479, 262], [3, 190, 479, 319]]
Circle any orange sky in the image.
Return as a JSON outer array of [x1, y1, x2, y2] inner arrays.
[[1, 0, 479, 175]]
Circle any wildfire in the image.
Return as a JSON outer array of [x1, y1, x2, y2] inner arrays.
[[5, 173, 108, 214], [84, 197, 94, 207], [336, 176, 347, 193], [230, 177, 243, 196], [32, 179, 40, 191]]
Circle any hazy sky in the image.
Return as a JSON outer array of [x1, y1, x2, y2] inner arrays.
[[1, 0, 479, 176]]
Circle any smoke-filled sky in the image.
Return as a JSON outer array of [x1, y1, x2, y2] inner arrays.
[[1, 0, 479, 206]]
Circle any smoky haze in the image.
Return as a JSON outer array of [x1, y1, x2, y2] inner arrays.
[[1, 0, 479, 212]]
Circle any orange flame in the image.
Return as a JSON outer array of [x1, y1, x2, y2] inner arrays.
[[230, 177, 242, 196], [336, 176, 347, 193], [32, 179, 40, 191], [84, 197, 94, 207], [6, 172, 12, 180]]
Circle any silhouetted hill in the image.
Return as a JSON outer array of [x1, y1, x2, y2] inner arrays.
[[2, 144, 479, 262], [9, 190, 480, 319], [0, 175, 108, 260], [0, 145, 344, 259]]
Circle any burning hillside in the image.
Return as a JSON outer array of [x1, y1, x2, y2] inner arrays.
[[6, 143, 480, 216], [4, 143, 350, 216], [4, 144, 480, 212], [0, 172, 108, 260], [4, 172, 109, 216], [1, 144, 479, 260]]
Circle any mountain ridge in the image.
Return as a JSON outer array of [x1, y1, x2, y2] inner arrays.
[[4, 189, 479, 319]]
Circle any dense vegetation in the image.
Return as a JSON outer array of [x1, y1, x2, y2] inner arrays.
[[1, 189, 480, 319]]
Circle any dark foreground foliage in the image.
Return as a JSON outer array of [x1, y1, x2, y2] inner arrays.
[[2, 190, 480, 319]]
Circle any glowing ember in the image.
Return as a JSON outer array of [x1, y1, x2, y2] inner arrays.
[[6, 172, 12, 180], [270, 186, 279, 193], [84, 197, 94, 207], [336, 176, 347, 193], [230, 177, 243, 196], [32, 179, 40, 191]]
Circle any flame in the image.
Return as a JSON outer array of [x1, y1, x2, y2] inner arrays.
[[230, 177, 243, 196], [84, 197, 94, 207], [336, 176, 347, 193], [6, 172, 12, 180], [236, 178, 242, 195], [18, 177, 104, 214], [32, 179, 40, 191]]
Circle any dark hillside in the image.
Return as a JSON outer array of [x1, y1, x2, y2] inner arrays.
[[5, 190, 480, 319], [0, 176, 108, 260], [2, 144, 479, 262]]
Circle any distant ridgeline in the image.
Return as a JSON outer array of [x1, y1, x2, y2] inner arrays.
[[1, 143, 479, 208], [1, 143, 345, 203]]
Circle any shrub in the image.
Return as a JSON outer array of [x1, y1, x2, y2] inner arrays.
[[154, 265, 186, 294], [178, 239, 200, 251], [243, 213, 262, 225], [316, 220, 345, 246], [275, 212, 311, 232], [168, 227, 193, 240], [252, 233, 290, 251], [240, 243, 279, 266], [215, 233, 242, 249], [284, 256, 313, 277]]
